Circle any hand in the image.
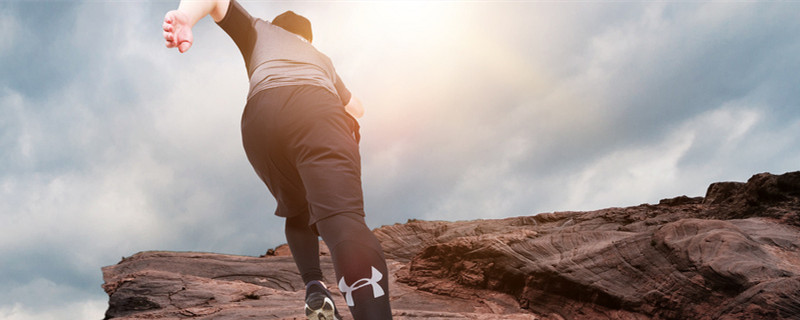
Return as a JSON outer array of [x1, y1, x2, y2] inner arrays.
[[163, 10, 193, 53], [345, 96, 365, 119]]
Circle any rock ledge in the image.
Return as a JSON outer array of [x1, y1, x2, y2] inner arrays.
[[103, 172, 800, 319]]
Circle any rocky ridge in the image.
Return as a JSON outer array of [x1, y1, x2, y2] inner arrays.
[[102, 171, 800, 319]]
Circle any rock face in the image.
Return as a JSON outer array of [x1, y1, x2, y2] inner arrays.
[[102, 172, 800, 319]]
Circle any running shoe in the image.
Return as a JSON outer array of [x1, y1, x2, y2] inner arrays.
[[304, 280, 342, 320]]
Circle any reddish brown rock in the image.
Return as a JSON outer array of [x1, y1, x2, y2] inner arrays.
[[102, 252, 528, 319], [102, 171, 800, 319]]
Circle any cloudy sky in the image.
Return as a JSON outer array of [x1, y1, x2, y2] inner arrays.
[[2, 1, 799, 319]]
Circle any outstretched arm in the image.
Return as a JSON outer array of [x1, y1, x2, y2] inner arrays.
[[163, 0, 230, 53]]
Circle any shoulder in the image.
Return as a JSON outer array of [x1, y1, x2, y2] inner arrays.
[[216, 0, 255, 28]]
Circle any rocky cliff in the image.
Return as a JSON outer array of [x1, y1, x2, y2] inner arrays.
[[102, 171, 800, 319]]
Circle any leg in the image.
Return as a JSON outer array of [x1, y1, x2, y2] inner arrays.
[[316, 212, 392, 320], [285, 213, 322, 284], [286, 214, 344, 319], [282, 88, 391, 319], [247, 86, 392, 319], [241, 88, 343, 319]]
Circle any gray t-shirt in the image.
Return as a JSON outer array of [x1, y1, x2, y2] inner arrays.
[[217, 0, 351, 104]]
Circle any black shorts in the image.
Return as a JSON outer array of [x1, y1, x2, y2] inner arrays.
[[241, 85, 363, 225]]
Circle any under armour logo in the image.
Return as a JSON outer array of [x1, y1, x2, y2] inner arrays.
[[337, 266, 385, 306]]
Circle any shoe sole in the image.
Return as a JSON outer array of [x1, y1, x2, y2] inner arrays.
[[305, 296, 338, 320]]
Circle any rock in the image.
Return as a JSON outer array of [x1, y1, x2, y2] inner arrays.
[[659, 195, 704, 206], [102, 171, 800, 319], [102, 252, 527, 319], [703, 181, 745, 205]]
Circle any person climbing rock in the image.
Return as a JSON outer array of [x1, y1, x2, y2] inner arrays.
[[162, 1, 392, 319]]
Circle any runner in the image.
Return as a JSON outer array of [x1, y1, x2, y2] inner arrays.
[[162, 1, 392, 319]]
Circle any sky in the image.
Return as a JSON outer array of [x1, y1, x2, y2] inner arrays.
[[1, 1, 799, 319]]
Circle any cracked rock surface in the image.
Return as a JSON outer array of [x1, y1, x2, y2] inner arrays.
[[103, 172, 800, 319]]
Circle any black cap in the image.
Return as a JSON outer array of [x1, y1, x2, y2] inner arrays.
[[272, 11, 312, 43]]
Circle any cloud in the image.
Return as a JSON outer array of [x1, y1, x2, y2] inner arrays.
[[0, 295, 105, 320], [0, 8, 19, 58], [0, 3, 278, 319], [561, 115, 701, 212], [342, 1, 800, 222], [1, 1, 799, 320]]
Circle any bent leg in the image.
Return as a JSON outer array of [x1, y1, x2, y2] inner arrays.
[[316, 212, 392, 319]]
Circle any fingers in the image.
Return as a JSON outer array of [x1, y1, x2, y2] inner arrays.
[[163, 10, 176, 25], [162, 10, 191, 53], [163, 16, 175, 48], [163, 11, 179, 48], [162, 12, 174, 34], [163, 30, 176, 48], [164, 28, 191, 52]]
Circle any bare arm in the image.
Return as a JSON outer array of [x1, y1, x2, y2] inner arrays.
[[163, 0, 230, 53], [345, 96, 364, 119]]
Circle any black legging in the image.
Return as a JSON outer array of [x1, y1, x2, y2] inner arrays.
[[286, 212, 392, 319], [285, 213, 323, 284]]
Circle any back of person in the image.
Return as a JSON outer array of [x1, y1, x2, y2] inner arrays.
[[163, 1, 392, 319], [216, 2, 349, 104]]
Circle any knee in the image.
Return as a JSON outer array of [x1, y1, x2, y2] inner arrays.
[[285, 214, 311, 233]]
